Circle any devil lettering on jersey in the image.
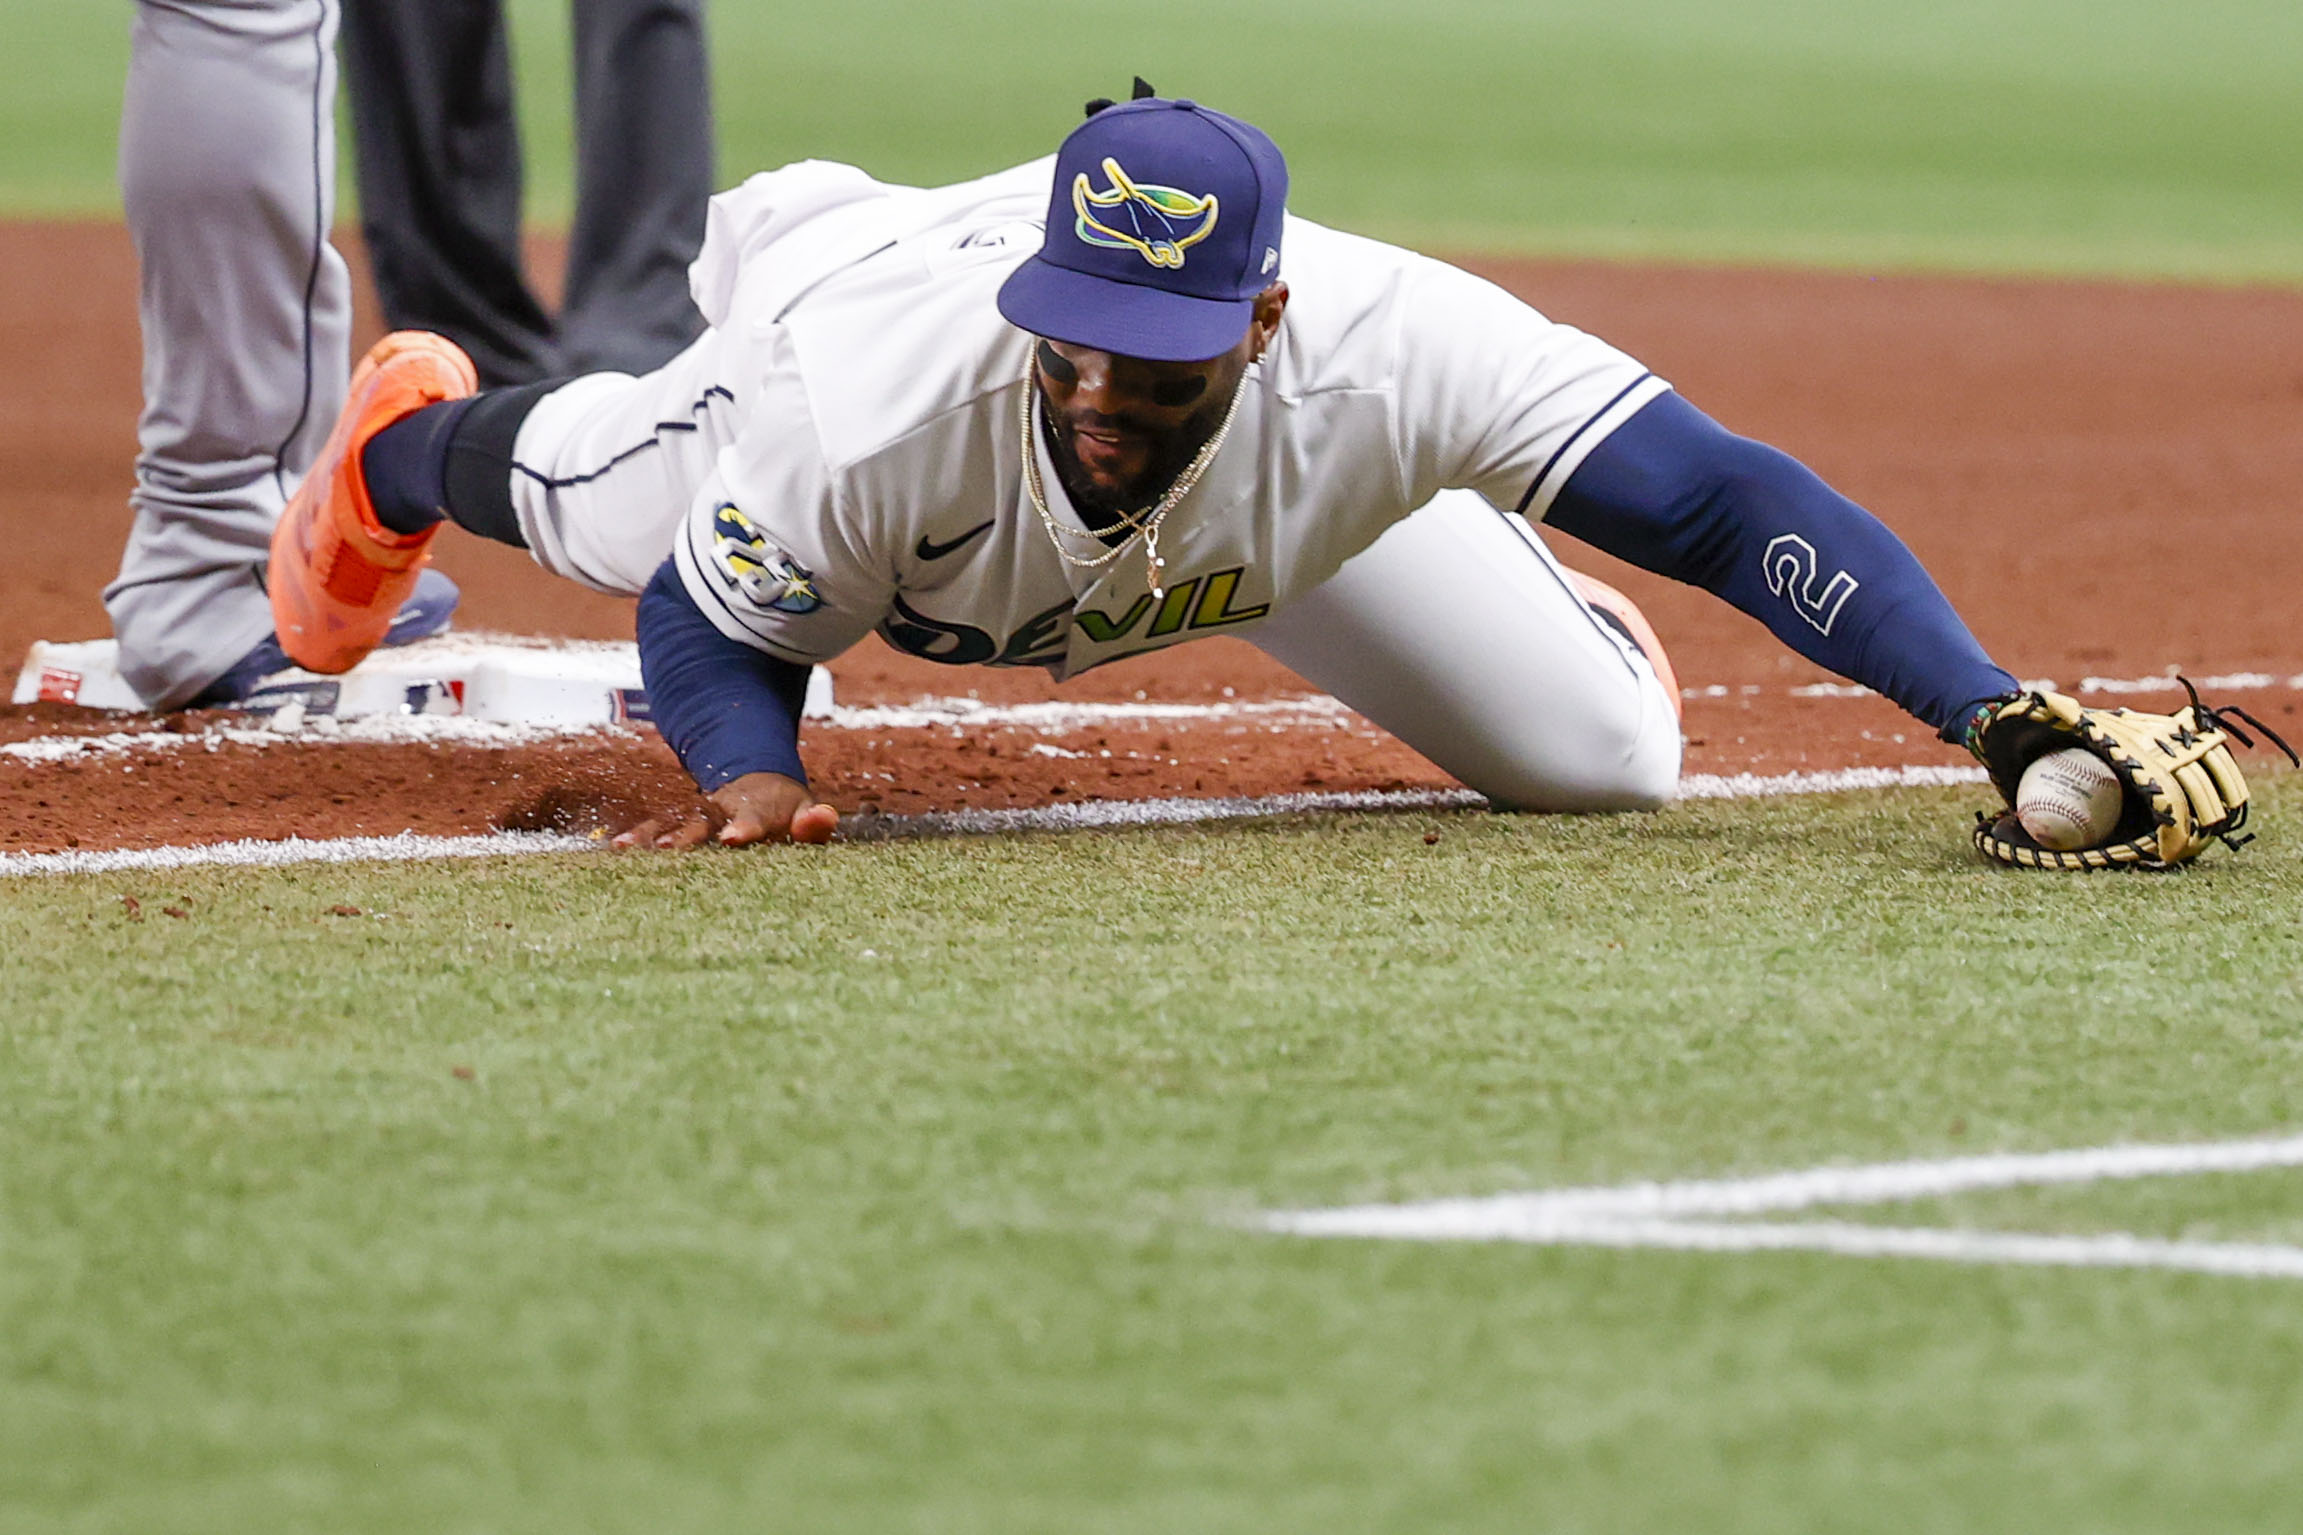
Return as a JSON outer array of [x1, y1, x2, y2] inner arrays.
[[879, 566, 1272, 667]]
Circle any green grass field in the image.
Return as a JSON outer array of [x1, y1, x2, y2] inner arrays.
[[7, 0, 2302, 281], [10, 1, 2303, 1525], [7, 780, 2303, 1531]]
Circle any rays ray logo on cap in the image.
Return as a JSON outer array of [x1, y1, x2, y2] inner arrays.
[[996, 95, 1289, 363], [1071, 157, 1218, 270]]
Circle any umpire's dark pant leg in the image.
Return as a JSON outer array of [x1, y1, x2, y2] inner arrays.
[[340, 0, 560, 387], [559, 0, 714, 377]]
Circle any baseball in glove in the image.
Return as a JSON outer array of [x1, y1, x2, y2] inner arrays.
[[1959, 679, 2296, 870]]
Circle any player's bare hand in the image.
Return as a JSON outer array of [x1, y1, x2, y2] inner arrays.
[[610, 772, 838, 850]]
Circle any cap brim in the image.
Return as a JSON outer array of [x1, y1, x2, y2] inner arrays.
[[997, 255, 1255, 363]]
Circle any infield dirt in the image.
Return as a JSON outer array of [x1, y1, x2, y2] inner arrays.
[[5, 223, 2299, 854]]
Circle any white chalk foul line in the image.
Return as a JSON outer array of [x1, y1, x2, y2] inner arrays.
[[840, 787, 1481, 840], [1461, 1220, 2303, 1280], [1679, 763, 1984, 798], [1260, 1133, 2303, 1280], [0, 830, 594, 879], [0, 766, 1993, 878], [0, 716, 627, 764], [0, 791, 1485, 876], [820, 696, 1355, 731], [841, 766, 1987, 842]]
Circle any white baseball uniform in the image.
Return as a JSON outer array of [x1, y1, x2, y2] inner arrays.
[[503, 158, 1683, 810]]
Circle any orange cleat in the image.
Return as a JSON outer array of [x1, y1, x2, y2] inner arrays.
[[1565, 569, 1683, 723], [268, 331, 477, 674]]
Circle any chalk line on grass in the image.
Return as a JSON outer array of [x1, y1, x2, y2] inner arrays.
[[1, 715, 627, 764], [0, 790, 1482, 876], [1678, 764, 1984, 798], [1260, 1134, 2303, 1280], [840, 766, 1987, 841], [840, 787, 1482, 841], [0, 765, 1994, 878], [820, 696, 1356, 732], [0, 830, 594, 879]]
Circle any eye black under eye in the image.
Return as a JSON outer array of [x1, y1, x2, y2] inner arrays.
[[1149, 375, 1208, 408], [1035, 340, 1078, 384]]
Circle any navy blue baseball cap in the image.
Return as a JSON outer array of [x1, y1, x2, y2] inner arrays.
[[997, 96, 1289, 363]]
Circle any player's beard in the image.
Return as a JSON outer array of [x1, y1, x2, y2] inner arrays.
[[1039, 382, 1237, 534]]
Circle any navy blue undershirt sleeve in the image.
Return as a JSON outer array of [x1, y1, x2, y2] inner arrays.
[[636, 559, 812, 792], [1545, 392, 2016, 734]]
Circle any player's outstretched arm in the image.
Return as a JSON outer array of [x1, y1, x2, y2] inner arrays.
[[618, 560, 839, 850], [1545, 392, 2016, 736]]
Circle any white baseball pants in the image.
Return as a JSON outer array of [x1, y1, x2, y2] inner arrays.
[[1251, 490, 1680, 811]]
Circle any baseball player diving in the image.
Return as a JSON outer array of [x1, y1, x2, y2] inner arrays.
[[268, 89, 2283, 867]]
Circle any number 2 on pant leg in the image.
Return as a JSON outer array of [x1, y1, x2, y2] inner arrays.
[[1763, 534, 1859, 636]]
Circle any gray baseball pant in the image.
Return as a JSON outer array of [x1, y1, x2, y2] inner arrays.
[[106, 0, 351, 709]]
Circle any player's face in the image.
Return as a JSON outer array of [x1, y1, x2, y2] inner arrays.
[[1034, 338, 1242, 514], [1034, 284, 1289, 519]]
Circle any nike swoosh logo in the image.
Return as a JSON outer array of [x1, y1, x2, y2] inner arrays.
[[914, 520, 995, 562]]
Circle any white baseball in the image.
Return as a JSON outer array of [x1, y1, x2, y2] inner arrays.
[[2016, 747, 2123, 851]]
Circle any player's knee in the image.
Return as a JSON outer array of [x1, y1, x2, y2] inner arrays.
[[1604, 723, 1683, 811], [1478, 674, 1682, 813], [1522, 742, 1677, 813], [1604, 671, 1685, 809]]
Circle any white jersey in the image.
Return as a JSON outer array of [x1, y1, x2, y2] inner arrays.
[[565, 158, 1671, 678], [503, 157, 1685, 811]]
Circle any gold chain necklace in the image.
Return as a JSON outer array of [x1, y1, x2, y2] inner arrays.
[[1020, 362, 1246, 599]]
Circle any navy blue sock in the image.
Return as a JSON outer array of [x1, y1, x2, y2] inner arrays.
[[361, 396, 478, 535]]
